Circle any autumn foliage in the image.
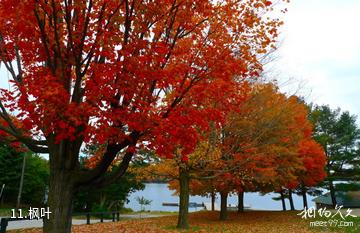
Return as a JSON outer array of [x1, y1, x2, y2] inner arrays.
[[0, 0, 287, 232], [162, 84, 327, 193], [212, 84, 326, 196], [147, 83, 327, 223], [0, 0, 330, 230], [0, 0, 283, 157]]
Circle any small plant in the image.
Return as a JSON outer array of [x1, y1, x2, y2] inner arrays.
[[136, 196, 152, 218]]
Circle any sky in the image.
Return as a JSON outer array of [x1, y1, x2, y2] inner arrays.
[[271, 0, 360, 119]]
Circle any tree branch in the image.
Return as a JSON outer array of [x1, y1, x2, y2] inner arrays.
[[76, 131, 140, 185], [80, 150, 136, 189]]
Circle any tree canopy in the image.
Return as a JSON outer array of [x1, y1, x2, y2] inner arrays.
[[0, 1, 286, 232]]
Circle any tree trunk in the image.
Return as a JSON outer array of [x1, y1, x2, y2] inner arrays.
[[220, 192, 228, 220], [43, 151, 76, 233], [177, 167, 190, 229], [302, 187, 308, 209], [329, 181, 337, 208], [40, 136, 135, 233], [288, 189, 295, 211], [280, 190, 286, 211], [43, 145, 78, 233], [211, 192, 216, 211], [237, 191, 244, 213]]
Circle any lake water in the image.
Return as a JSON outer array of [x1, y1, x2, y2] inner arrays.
[[125, 183, 316, 212]]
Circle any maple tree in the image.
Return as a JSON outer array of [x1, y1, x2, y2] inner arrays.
[[209, 83, 326, 218], [138, 138, 221, 229], [295, 138, 327, 208], [161, 83, 324, 220], [211, 84, 298, 218], [0, 0, 285, 232], [259, 99, 326, 211], [273, 138, 327, 211], [258, 99, 326, 212]]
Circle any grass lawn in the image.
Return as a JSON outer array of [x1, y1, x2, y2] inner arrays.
[[71, 210, 177, 220], [7, 210, 360, 233], [139, 211, 178, 215], [0, 208, 29, 217], [0, 208, 12, 216]]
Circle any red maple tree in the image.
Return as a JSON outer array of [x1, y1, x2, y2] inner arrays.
[[0, 0, 284, 232]]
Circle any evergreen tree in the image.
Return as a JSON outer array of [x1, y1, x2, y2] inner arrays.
[[309, 105, 360, 207], [0, 142, 22, 205], [0, 141, 49, 206]]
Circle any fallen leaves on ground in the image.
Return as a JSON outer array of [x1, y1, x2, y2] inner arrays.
[[8, 211, 344, 233]]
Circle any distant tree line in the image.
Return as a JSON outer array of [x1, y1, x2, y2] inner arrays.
[[0, 142, 49, 207]]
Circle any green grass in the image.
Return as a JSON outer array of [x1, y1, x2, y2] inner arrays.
[[0, 208, 12, 216], [119, 207, 134, 214], [136, 210, 177, 215], [72, 215, 105, 220], [71, 210, 176, 220], [164, 225, 202, 232], [0, 207, 29, 217]]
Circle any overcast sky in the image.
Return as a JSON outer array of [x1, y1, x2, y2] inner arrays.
[[272, 0, 360, 120]]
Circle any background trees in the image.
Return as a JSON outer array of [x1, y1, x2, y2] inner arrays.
[[73, 168, 144, 214], [309, 105, 360, 207], [143, 82, 327, 227], [0, 141, 49, 207], [213, 83, 326, 218]]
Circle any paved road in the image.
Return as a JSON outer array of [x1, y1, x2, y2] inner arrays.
[[1, 214, 169, 230]]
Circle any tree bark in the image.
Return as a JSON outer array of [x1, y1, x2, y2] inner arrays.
[[302, 187, 308, 209], [280, 190, 286, 211], [220, 192, 228, 220], [43, 166, 74, 233], [41, 142, 82, 233], [329, 181, 337, 208], [237, 191, 244, 213], [288, 189, 295, 211], [211, 192, 216, 211], [40, 136, 136, 233], [177, 167, 190, 229]]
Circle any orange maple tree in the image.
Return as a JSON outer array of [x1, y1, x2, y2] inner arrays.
[[295, 138, 327, 208], [203, 83, 326, 218], [136, 137, 222, 228]]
